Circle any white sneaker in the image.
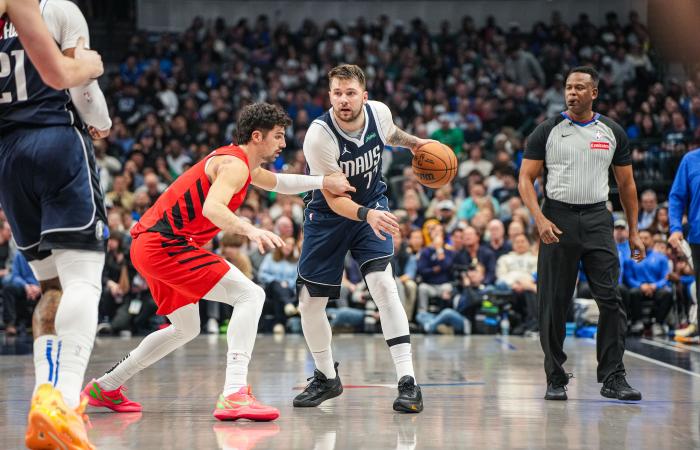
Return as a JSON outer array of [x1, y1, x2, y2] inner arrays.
[[630, 321, 644, 334], [206, 318, 219, 334], [284, 303, 298, 317], [652, 323, 665, 337], [273, 323, 285, 334]]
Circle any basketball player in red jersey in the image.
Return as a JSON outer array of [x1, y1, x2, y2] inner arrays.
[[81, 103, 354, 422]]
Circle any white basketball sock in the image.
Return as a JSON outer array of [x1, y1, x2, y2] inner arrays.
[[51, 249, 103, 408], [365, 265, 416, 382], [299, 286, 336, 379], [202, 265, 265, 395], [33, 335, 58, 394]]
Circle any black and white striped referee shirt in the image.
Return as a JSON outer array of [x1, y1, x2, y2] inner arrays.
[[523, 112, 632, 205]]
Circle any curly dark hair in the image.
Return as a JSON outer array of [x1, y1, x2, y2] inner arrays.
[[236, 103, 291, 144]]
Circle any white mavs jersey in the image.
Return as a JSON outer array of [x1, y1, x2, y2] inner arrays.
[[303, 100, 396, 213]]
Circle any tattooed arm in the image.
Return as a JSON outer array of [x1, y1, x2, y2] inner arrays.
[[386, 126, 435, 154]]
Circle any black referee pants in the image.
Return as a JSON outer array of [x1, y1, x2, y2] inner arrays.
[[538, 199, 627, 385]]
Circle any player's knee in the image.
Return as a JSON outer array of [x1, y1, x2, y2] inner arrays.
[[248, 284, 266, 310], [173, 318, 200, 342]]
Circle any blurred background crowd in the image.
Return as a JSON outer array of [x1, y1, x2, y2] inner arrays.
[[1, 10, 698, 339]]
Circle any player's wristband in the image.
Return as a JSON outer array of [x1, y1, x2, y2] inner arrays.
[[357, 206, 370, 221]]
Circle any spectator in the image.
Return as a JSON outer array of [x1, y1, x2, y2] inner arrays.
[[258, 236, 300, 334], [416, 224, 456, 313], [454, 226, 497, 285], [106, 174, 135, 211], [624, 230, 673, 336], [2, 252, 41, 336], [458, 144, 493, 179], [431, 114, 465, 155], [136, 172, 167, 205], [457, 182, 500, 222], [486, 219, 512, 259], [495, 234, 538, 334], [648, 206, 670, 239], [638, 189, 658, 230], [97, 232, 130, 331]]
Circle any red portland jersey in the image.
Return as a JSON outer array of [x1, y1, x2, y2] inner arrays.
[[131, 145, 251, 246]]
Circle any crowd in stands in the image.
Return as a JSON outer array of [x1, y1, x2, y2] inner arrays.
[[1, 10, 698, 338]]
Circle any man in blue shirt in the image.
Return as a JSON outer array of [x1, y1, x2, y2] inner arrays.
[[624, 230, 673, 336], [668, 148, 700, 339], [2, 252, 41, 336]]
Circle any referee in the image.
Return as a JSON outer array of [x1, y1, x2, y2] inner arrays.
[[518, 66, 645, 401]]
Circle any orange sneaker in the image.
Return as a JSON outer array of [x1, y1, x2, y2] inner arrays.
[[213, 386, 280, 421], [25, 384, 95, 450]]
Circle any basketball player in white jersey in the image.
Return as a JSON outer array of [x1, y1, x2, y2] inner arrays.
[[295, 64, 436, 413]]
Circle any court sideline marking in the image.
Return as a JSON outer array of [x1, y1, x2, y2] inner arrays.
[[626, 350, 700, 379]]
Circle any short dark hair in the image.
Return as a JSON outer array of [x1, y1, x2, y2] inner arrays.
[[328, 64, 366, 89], [566, 66, 599, 87], [236, 103, 291, 144]]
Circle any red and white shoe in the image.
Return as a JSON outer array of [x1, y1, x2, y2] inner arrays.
[[82, 379, 142, 413], [213, 386, 279, 421]]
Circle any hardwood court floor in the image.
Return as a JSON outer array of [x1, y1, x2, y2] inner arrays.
[[1, 334, 699, 449]]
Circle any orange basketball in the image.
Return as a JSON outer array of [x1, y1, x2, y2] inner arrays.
[[412, 142, 458, 189]]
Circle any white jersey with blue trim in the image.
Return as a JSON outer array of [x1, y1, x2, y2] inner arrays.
[[303, 100, 396, 213]]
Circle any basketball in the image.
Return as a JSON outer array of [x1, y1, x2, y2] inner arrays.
[[412, 142, 458, 189]]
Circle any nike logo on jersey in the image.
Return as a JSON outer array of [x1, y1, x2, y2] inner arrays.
[[561, 133, 573, 138]]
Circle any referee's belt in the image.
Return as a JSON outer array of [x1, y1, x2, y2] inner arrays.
[[545, 198, 606, 211]]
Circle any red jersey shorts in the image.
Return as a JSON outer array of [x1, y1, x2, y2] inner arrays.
[[130, 232, 231, 316]]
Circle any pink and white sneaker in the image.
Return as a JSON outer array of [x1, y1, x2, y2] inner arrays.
[[213, 386, 279, 421]]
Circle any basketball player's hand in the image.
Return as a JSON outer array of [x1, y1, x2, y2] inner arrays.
[[413, 138, 440, 154], [628, 232, 646, 262], [367, 209, 400, 240], [247, 228, 285, 254], [668, 231, 684, 250], [88, 126, 110, 140], [535, 216, 562, 244], [74, 37, 104, 79], [323, 173, 356, 198]]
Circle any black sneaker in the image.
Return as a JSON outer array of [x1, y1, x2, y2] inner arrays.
[[393, 376, 423, 413], [600, 373, 642, 401], [544, 373, 573, 401], [293, 362, 343, 407]]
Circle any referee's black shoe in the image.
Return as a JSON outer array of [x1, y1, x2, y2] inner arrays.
[[600, 373, 642, 401], [293, 362, 343, 407], [393, 376, 423, 413], [544, 373, 573, 400]]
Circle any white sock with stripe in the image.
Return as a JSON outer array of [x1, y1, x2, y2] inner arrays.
[[33, 335, 59, 394]]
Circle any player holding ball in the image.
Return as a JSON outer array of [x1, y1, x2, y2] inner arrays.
[[295, 64, 451, 413]]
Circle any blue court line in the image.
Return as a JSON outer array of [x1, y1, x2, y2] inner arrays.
[[494, 338, 517, 350]]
